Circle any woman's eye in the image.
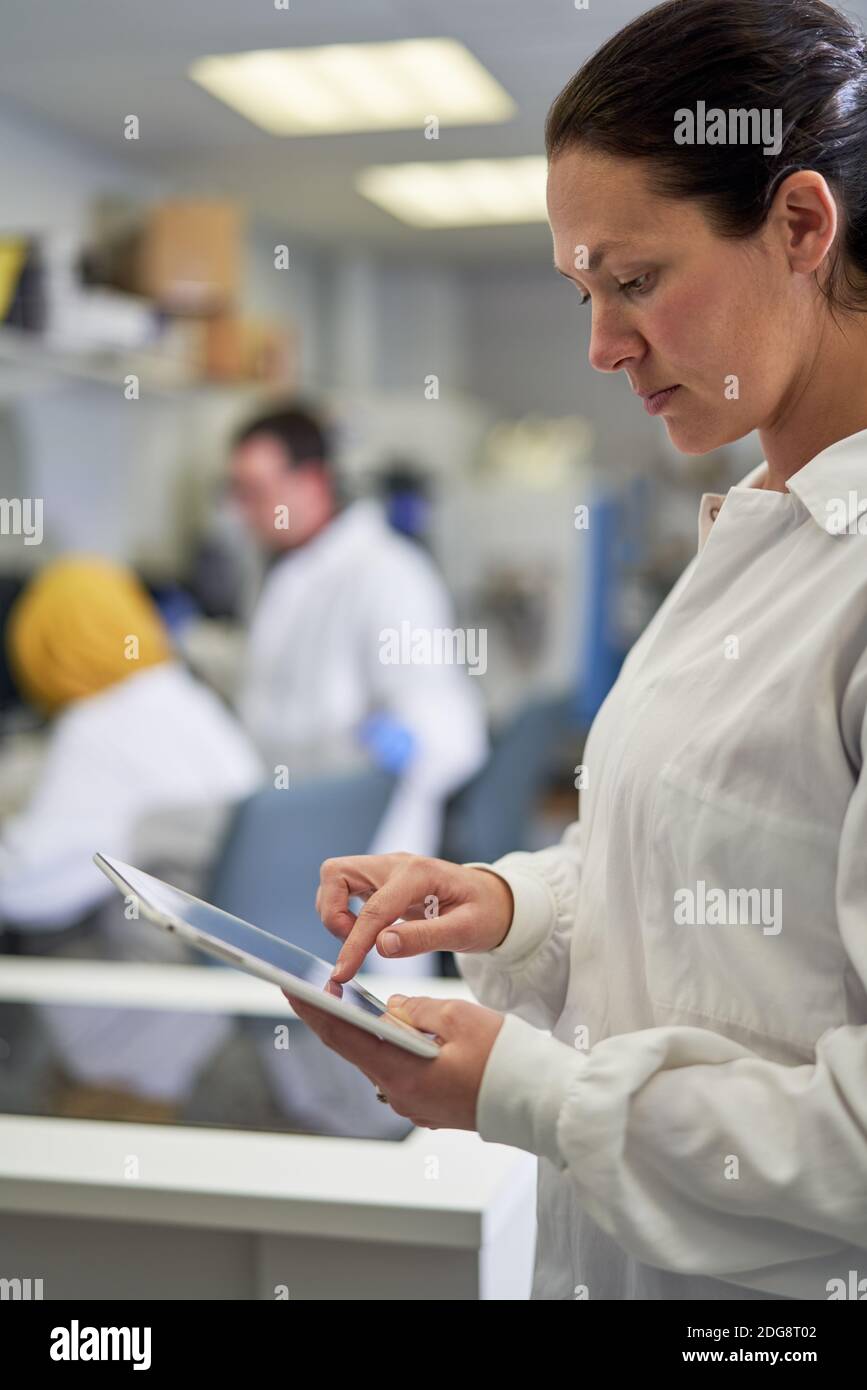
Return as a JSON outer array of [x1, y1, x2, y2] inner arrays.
[[574, 273, 652, 306], [619, 272, 653, 295]]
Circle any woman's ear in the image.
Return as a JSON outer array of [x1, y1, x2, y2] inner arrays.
[[772, 169, 838, 278]]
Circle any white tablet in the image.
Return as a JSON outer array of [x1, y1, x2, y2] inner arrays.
[[93, 852, 441, 1059]]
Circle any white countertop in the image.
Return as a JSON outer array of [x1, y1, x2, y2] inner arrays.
[[0, 1113, 535, 1248], [0, 956, 473, 1015], [0, 958, 536, 1248]]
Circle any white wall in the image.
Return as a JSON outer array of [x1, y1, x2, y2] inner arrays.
[[0, 100, 160, 238], [458, 262, 664, 476]]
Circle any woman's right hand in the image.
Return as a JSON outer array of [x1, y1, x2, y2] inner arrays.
[[317, 853, 515, 984]]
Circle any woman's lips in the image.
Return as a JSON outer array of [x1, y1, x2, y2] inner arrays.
[[643, 385, 680, 416]]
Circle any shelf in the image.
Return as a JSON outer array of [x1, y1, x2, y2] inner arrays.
[[0, 326, 245, 398]]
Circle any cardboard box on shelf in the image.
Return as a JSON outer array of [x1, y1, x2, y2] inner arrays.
[[142, 202, 241, 315], [85, 201, 242, 316], [203, 313, 295, 384]]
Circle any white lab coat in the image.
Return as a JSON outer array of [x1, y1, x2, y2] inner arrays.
[[459, 428, 867, 1300], [238, 499, 488, 1126], [239, 498, 488, 976], [0, 661, 263, 1101]]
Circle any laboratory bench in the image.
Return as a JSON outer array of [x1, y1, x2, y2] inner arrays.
[[0, 959, 537, 1299]]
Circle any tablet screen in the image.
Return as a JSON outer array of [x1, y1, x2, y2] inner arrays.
[[100, 856, 388, 1019]]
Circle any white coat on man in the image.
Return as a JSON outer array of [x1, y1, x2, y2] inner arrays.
[[237, 496, 489, 1137], [238, 496, 489, 978]]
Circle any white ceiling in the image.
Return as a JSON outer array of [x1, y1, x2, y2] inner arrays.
[[0, 0, 647, 262], [1, 0, 865, 264]]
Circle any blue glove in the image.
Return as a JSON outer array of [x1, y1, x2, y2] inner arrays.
[[357, 713, 416, 775]]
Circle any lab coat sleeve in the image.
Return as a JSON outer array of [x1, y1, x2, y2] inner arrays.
[[364, 545, 488, 796], [454, 818, 582, 1031], [0, 716, 123, 928], [473, 738, 867, 1284], [362, 545, 488, 855]]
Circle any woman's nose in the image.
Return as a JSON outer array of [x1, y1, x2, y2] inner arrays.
[[588, 307, 641, 375]]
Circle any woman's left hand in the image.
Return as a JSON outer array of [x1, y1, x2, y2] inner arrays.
[[282, 989, 505, 1131]]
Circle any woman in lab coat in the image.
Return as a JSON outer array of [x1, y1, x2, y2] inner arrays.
[[284, 0, 867, 1299], [0, 556, 263, 1116]]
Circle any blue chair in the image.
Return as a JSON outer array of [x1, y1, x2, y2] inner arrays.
[[205, 766, 396, 964], [440, 695, 572, 867], [203, 765, 416, 1138]]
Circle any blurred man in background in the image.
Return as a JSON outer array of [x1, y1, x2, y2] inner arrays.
[[228, 404, 488, 1134], [229, 404, 488, 911]]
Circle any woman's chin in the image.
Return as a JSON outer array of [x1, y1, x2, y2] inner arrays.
[[665, 426, 714, 455], [663, 414, 746, 456]]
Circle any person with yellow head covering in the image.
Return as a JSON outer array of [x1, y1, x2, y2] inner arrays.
[[6, 555, 172, 717], [0, 555, 263, 1115]]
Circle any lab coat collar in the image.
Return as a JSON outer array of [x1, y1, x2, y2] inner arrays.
[[267, 497, 385, 574], [309, 497, 385, 556], [697, 464, 763, 551], [697, 424, 867, 551], [784, 425, 867, 536]]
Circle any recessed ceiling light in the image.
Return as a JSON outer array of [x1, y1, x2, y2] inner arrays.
[[189, 39, 516, 136], [355, 156, 548, 227]]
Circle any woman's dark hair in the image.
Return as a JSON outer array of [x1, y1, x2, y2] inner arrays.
[[545, 0, 867, 312]]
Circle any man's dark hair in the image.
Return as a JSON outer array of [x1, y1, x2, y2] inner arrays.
[[233, 403, 332, 470]]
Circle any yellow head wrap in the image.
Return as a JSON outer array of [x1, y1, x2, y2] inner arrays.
[[6, 556, 172, 716]]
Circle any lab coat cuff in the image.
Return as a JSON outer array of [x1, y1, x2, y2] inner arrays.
[[475, 1011, 585, 1169], [462, 863, 557, 967]]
